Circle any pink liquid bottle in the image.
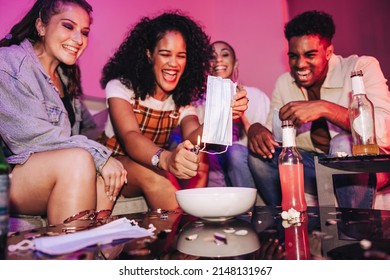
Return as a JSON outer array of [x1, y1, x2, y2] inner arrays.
[[284, 213, 311, 260], [278, 120, 307, 212]]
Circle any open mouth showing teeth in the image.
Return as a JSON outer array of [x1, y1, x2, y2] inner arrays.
[[297, 70, 310, 76], [63, 45, 78, 54], [162, 70, 177, 81], [296, 70, 311, 81], [214, 65, 227, 71]]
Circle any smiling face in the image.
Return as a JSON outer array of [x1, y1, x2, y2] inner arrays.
[[147, 31, 187, 97], [36, 3, 91, 65], [288, 35, 333, 89], [210, 42, 237, 79]]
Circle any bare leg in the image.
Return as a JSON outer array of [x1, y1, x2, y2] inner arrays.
[[10, 148, 97, 225], [116, 156, 180, 210]]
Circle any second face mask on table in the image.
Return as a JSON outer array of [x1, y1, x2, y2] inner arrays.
[[202, 76, 234, 147]]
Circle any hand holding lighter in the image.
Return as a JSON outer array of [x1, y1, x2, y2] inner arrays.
[[190, 145, 200, 155], [190, 135, 201, 154]]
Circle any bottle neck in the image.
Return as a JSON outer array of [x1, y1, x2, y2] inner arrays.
[[282, 126, 296, 147], [351, 75, 366, 96]]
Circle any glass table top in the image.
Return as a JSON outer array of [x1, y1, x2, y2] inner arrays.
[[5, 206, 390, 260]]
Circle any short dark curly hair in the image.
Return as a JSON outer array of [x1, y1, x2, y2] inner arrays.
[[284, 10, 335, 46], [101, 11, 212, 107]]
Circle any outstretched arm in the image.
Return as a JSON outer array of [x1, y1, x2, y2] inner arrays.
[[108, 97, 199, 179]]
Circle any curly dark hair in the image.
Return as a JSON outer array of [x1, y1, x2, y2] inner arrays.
[[284, 10, 335, 46], [101, 11, 213, 107], [0, 0, 93, 98]]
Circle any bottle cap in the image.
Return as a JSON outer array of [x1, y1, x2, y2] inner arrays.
[[350, 70, 363, 78], [351, 70, 366, 95], [281, 120, 293, 127]]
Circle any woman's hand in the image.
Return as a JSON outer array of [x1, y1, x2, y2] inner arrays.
[[100, 157, 127, 201], [161, 140, 200, 179], [231, 84, 248, 119]]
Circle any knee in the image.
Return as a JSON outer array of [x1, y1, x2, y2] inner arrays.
[[248, 153, 273, 169], [248, 155, 265, 176], [68, 148, 95, 173], [248, 154, 260, 170], [228, 155, 246, 170], [125, 160, 174, 191], [228, 144, 246, 158]]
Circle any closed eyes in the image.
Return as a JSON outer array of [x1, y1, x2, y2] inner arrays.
[[62, 22, 90, 37]]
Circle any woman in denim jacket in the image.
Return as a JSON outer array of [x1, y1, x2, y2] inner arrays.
[[0, 0, 127, 225]]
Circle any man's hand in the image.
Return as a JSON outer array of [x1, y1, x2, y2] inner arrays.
[[248, 123, 279, 158], [279, 100, 324, 127]]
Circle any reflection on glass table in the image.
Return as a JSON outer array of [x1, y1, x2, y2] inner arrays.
[[5, 206, 390, 260], [283, 212, 311, 260], [176, 219, 260, 258], [251, 206, 390, 260]]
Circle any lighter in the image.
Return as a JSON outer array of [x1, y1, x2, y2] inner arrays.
[[190, 135, 201, 154]]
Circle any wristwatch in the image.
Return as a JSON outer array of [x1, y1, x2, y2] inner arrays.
[[151, 148, 164, 169]]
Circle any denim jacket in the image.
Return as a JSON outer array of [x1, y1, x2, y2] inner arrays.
[[0, 39, 111, 172], [56, 66, 98, 137]]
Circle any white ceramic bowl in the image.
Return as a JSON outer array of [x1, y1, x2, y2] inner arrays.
[[175, 187, 257, 221], [176, 219, 260, 258]]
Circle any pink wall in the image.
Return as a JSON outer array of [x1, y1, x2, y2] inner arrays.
[[1, 0, 389, 100], [0, 0, 288, 99]]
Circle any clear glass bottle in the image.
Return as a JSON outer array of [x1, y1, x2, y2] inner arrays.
[[278, 120, 307, 212], [349, 70, 379, 156], [0, 148, 10, 260]]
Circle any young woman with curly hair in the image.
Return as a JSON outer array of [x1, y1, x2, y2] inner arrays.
[[99, 11, 248, 210]]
